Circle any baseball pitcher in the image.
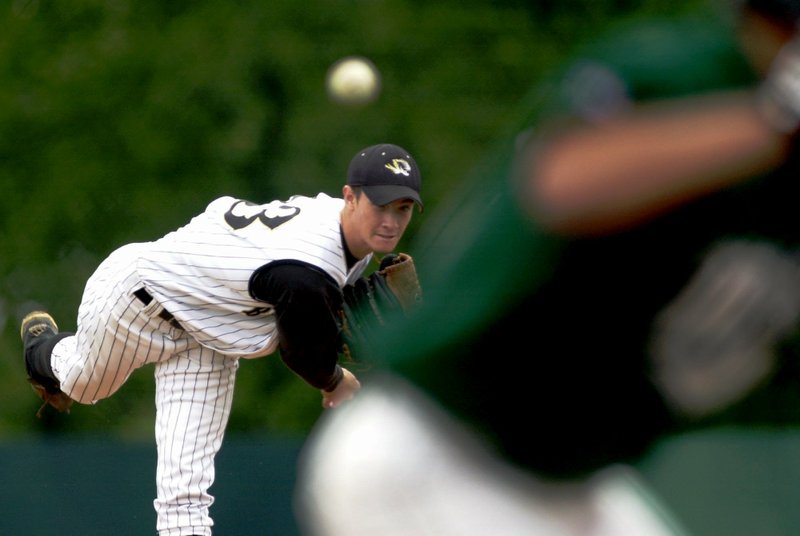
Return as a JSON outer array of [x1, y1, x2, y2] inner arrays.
[[19, 143, 423, 536]]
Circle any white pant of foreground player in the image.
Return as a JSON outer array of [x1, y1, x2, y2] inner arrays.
[[50, 243, 238, 536], [294, 374, 689, 536]]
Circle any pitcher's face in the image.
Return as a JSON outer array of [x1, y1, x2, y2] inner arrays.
[[342, 186, 414, 257]]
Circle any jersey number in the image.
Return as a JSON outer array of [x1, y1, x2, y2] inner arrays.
[[224, 200, 301, 230]]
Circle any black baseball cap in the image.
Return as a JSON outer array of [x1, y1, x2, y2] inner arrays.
[[347, 144, 423, 211]]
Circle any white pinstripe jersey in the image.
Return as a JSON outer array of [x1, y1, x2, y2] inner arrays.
[[136, 194, 373, 357]]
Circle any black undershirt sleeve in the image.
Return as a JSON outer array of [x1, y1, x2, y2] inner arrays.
[[249, 260, 344, 391]]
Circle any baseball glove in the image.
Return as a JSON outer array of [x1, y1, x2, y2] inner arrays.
[[340, 253, 422, 361]]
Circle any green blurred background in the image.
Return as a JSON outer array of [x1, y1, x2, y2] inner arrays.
[[11, 1, 800, 535], [0, 0, 707, 440]]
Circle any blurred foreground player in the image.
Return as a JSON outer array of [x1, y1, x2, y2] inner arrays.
[[295, 1, 800, 534]]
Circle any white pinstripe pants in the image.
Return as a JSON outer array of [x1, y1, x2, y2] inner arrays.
[[51, 243, 239, 536]]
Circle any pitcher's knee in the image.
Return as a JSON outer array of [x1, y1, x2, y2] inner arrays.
[[64, 377, 120, 404]]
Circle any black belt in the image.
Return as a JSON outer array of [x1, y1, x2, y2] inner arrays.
[[133, 288, 182, 330]]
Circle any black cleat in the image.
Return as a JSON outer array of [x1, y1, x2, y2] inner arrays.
[[20, 311, 59, 347]]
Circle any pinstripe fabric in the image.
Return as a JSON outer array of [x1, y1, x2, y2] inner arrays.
[[51, 243, 190, 403], [153, 345, 237, 535], [48, 193, 372, 535], [138, 195, 371, 356]]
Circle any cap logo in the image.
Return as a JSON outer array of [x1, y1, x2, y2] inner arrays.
[[385, 158, 411, 176]]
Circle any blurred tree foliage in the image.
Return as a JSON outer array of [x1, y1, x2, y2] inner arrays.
[[0, 0, 704, 438]]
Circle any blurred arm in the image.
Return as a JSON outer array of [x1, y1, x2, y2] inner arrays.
[[520, 90, 792, 235]]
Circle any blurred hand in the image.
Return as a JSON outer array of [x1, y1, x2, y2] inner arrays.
[[759, 31, 800, 132], [649, 239, 800, 417], [321, 367, 361, 409]]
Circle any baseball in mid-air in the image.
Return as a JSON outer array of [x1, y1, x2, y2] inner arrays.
[[326, 56, 381, 105]]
